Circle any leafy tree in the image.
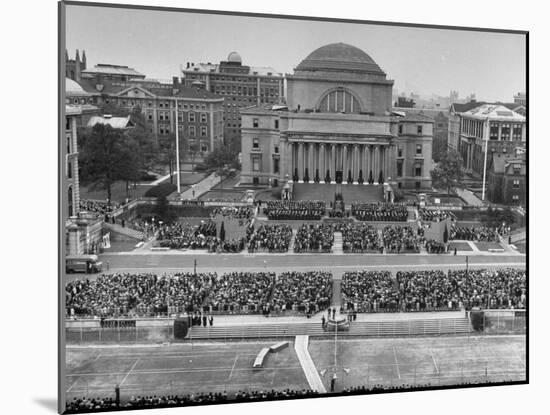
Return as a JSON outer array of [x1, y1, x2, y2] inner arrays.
[[443, 224, 449, 243], [430, 150, 464, 195], [482, 207, 516, 229], [78, 124, 141, 204], [219, 221, 226, 241], [155, 194, 173, 222], [203, 144, 239, 170]]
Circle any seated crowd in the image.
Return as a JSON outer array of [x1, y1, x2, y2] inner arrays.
[[382, 225, 423, 253], [425, 239, 447, 254], [341, 268, 526, 313], [157, 221, 217, 249], [203, 272, 274, 313], [294, 224, 334, 253], [351, 203, 408, 222], [418, 209, 456, 222], [263, 200, 326, 220], [450, 225, 498, 242], [248, 224, 293, 253], [79, 199, 121, 215], [211, 206, 254, 220], [341, 271, 397, 312], [340, 223, 383, 253], [65, 389, 320, 412], [270, 271, 332, 315], [65, 273, 218, 317]]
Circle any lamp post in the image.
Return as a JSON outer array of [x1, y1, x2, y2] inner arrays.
[[175, 98, 181, 194]]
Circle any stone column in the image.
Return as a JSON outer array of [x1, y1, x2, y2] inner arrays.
[[298, 142, 304, 182], [308, 142, 315, 183], [319, 143, 325, 183], [330, 144, 336, 183], [380, 146, 385, 183], [374, 146, 379, 184], [342, 144, 348, 183], [353, 145, 359, 184]]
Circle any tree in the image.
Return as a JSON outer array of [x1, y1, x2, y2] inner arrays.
[[203, 144, 239, 171], [79, 124, 141, 204], [430, 150, 464, 195], [443, 224, 449, 243], [219, 221, 226, 242]]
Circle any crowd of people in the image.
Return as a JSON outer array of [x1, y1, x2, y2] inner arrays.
[[79, 199, 121, 216], [206, 237, 248, 253], [211, 206, 254, 220], [450, 225, 498, 241], [293, 224, 334, 253], [65, 273, 218, 317], [340, 268, 526, 313], [156, 221, 217, 249], [248, 224, 293, 253], [263, 200, 326, 220], [418, 209, 456, 222], [425, 239, 447, 254], [351, 203, 408, 222], [270, 271, 332, 315], [340, 223, 383, 253], [65, 389, 320, 412], [202, 272, 274, 313], [341, 271, 398, 312], [382, 225, 423, 253]]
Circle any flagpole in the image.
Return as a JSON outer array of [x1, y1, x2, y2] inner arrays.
[[481, 132, 488, 201], [175, 98, 181, 194]]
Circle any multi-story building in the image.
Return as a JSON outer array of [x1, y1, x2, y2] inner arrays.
[[514, 92, 526, 106], [181, 52, 283, 148], [240, 43, 433, 190], [487, 151, 526, 205], [77, 72, 224, 158], [453, 104, 526, 177], [64, 78, 101, 255]]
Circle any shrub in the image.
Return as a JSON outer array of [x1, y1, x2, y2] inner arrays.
[[144, 183, 177, 198]]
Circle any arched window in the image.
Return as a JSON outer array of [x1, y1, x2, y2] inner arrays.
[[318, 88, 362, 113]]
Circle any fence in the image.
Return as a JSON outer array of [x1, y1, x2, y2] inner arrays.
[[468, 309, 526, 335]]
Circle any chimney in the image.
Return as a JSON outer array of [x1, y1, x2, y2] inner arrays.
[[186, 62, 190, 69], [172, 76, 180, 95]]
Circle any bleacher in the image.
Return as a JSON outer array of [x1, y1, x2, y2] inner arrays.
[[185, 317, 471, 340]]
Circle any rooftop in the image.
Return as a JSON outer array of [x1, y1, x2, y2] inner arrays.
[[462, 104, 525, 122], [295, 43, 385, 75], [82, 64, 145, 78], [87, 115, 134, 129]]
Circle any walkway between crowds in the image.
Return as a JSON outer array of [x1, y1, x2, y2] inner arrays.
[[455, 188, 484, 206], [294, 335, 327, 393]]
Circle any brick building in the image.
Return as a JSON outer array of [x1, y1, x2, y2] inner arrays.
[[240, 43, 433, 190], [487, 151, 527, 205], [181, 52, 283, 149]]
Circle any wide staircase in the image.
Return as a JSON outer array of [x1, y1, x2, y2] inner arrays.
[[293, 183, 384, 203], [185, 317, 471, 340], [332, 232, 344, 254], [103, 222, 144, 240]]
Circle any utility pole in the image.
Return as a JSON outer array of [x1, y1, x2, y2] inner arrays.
[[194, 258, 197, 276], [482, 131, 489, 201], [175, 98, 181, 194]]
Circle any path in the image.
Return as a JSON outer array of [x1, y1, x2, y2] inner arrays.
[[455, 188, 484, 206], [332, 232, 343, 254], [294, 336, 327, 393]]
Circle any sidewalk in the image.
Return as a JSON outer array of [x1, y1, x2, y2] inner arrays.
[[456, 188, 484, 206]]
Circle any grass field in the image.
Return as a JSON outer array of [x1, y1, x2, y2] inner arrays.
[[66, 342, 308, 402], [66, 335, 526, 403], [475, 241, 504, 251], [309, 335, 525, 391], [449, 242, 473, 251]]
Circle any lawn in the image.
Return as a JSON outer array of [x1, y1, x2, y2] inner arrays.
[[474, 241, 504, 251], [79, 181, 155, 204], [449, 242, 473, 252]]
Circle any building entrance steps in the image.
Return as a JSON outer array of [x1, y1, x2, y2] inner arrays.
[[333, 232, 344, 254]]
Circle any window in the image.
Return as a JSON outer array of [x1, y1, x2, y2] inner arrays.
[[513, 124, 522, 141], [274, 158, 280, 174], [68, 186, 73, 217], [398, 146, 403, 158], [201, 144, 208, 152], [501, 123, 511, 141], [253, 158, 260, 171], [148, 113, 153, 121], [189, 126, 196, 136], [253, 138, 259, 149], [513, 179, 520, 188], [397, 161, 403, 177], [67, 161, 72, 179], [274, 145, 279, 154], [512, 195, 519, 201], [415, 181, 421, 190], [490, 122, 499, 140], [398, 124, 403, 135], [253, 177, 259, 185], [417, 125, 423, 135], [274, 119, 279, 129], [416, 144, 422, 156], [66, 136, 71, 154], [253, 118, 259, 128], [200, 126, 207, 137], [188, 112, 195, 122], [415, 164, 422, 177], [200, 113, 207, 123], [513, 164, 521, 174]]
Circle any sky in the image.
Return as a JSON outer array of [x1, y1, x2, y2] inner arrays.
[[65, 4, 527, 102]]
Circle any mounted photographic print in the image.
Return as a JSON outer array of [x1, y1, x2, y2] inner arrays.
[[59, 1, 528, 413]]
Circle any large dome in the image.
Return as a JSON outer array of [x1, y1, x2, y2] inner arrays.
[[65, 78, 89, 96], [296, 43, 385, 74]]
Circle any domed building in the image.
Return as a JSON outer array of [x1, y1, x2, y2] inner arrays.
[[241, 43, 433, 193]]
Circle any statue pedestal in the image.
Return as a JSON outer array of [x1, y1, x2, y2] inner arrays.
[[326, 316, 350, 332]]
